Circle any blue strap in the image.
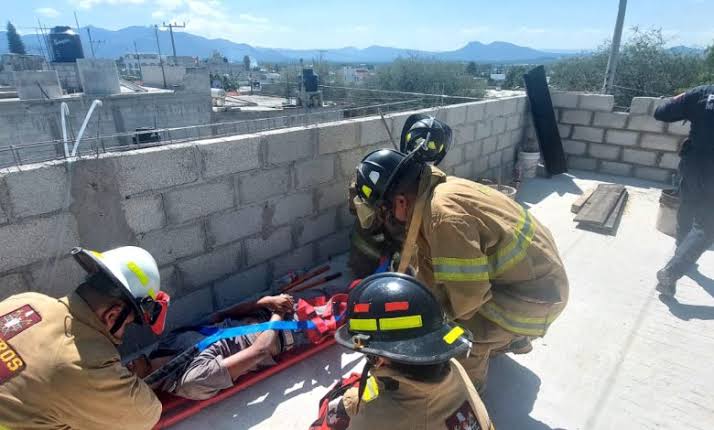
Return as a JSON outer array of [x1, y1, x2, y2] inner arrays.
[[196, 315, 344, 352]]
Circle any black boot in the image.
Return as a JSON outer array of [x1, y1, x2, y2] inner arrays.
[[656, 268, 677, 297]]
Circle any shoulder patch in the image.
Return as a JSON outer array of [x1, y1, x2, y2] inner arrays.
[[445, 400, 480, 430], [0, 305, 42, 340], [0, 338, 25, 384]]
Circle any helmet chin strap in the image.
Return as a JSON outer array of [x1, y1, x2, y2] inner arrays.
[[356, 355, 378, 411], [109, 305, 133, 335]]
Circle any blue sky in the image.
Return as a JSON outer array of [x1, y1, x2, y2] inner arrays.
[[9, 0, 714, 51]]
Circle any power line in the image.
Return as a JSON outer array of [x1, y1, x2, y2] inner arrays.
[[162, 22, 186, 65]]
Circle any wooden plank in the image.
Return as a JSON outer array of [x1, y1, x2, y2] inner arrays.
[[574, 184, 625, 225], [577, 190, 628, 235], [571, 188, 596, 213]]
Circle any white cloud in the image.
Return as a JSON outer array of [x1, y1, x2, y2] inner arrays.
[[151, 10, 166, 18], [35, 7, 60, 18], [239, 14, 269, 24], [72, 0, 146, 9], [460, 26, 490, 35]]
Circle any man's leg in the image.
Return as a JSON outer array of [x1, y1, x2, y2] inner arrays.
[[458, 314, 518, 393]]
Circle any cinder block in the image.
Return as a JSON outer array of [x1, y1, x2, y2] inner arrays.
[[464, 143, 482, 161], [572, 126, 605, 143], [475, 120, 492, 140], [558, 124, 572, 139], [112, 144, 199, 196], [317, 180, 349, 211], [640, 134, 680, 152], [593, 112, 628, 129], [600, 161, 632, 177], [629, 97, 654, 115], [298, 210, 337, 246], [337, 204, 353, 229], [455, 124, 476, 144], [0, 203, 7, 225], [164, 180, 235, 224], [550, 92, 579, 108], [660, 153, 681, 170], [561, 110, 593, 125], [246, 226, 292, 266], [467, 102, 486, 122], [446, 105, 467, 125], [265, 128, 315, 164], [473, 157, 489, 177], [316, 228, 350, 261], [578, 94, 614, 112], [3, 164, 69, 218], [628, 115, 665, 133], [506, 115, 521, 131], [567, 156, 598, 171], [634, 167, 672, 183], [318, 121, 359, 154], [158, 265, 179, 297], [272, 191, 314, 225], [178, 243, 241, 290], [138, 223, 205, 265], [214, 264, 269, 309], [122, 194, 165, 234], [488, 152, 501, 168], [605, 130, 639, 146], [271, 244, 315, 278], [491, 117, 507, 134], [502, 98, 519, 116], [359, 118, 391, 147], [164, 287, 214, 332], [208, 205, 264, 246], [29, 257, 84, 297], [239, 167, 290, 204], [563, 140, 588, 155], [453, 162, 472, 179], [199, 136, 261, 178], [481, 136, 498, 155], [588, 143, 620, 160], [0, 273, 28, 296], [623, 149, 657, 166], [0, 214, 79, 272], [338, 146, 373, 179], [496, 134, 513, 151], [294, 156, 335, 189], [667, 121, 690, 136], [441, 146, 465, 168], [509, 129, 524, 147]]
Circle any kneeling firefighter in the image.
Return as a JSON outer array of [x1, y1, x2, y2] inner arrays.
[[312, 273, 493, 430], [348, 114, 447, 277], [350, 116, 569, 391]]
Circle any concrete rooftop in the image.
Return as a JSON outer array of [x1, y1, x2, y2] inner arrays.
[[172, 170, 714, 430]]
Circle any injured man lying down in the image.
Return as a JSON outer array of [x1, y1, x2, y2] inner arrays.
[[127, 293, 312, 400]]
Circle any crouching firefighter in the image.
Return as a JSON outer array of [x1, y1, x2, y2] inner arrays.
[[311, 273, 494, 430], [0, 246, 169, 430], [351, 116, 569, 391]]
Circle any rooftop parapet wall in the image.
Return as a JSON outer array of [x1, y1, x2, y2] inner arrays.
[[0, 96, 528, 352], [551, 91, 686, 183]]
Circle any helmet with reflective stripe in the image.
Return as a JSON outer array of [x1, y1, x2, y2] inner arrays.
[[335, 272, 472, 364], [354, 148, 410, 206], [71, 246, 169, 335], [400, 114, 452, 166]]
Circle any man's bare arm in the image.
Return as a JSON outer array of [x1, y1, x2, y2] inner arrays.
[[212, 294, 294, 322], [221, 313, 283, 380]]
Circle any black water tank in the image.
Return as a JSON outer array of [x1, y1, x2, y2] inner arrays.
[[50, 26, 85, 63], [302, 68, 319, 92]]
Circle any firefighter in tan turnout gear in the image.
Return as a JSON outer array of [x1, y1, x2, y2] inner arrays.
[[0, 246, 170, 430], [323, 272, 493, 430], [350, 116, 569, 390]]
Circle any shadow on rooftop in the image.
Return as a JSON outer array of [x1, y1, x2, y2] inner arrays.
[[659, 266, 714, 321], [517, 173, 583, 207], [484, 355, 564, 430]]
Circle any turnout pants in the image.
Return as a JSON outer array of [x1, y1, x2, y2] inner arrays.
[[664, 155, 714, 279]]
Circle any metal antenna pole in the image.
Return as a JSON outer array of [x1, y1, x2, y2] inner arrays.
[[154, 25, 167, 88], [86, 27, 96, 58], [602, 0, 628, 94], [133, 41, 143, 80], [162, 22, 185, 65]]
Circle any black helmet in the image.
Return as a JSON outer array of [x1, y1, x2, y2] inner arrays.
[[335, 272, 472, 364], [354, 148, 410, 206], [400, 115, 452, 166]]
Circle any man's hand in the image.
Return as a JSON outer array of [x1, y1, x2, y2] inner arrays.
[[258, 294, 295, 314]]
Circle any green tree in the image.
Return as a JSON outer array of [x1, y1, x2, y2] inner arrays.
[[466, 61, 477, 75], [243, 55, 251, 71], [502, 65, 529, 89], [550, 28, 704, 106], [6, 22, 26, 55]]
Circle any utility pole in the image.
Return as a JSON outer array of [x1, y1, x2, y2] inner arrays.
[[133, 41, 143, 80], [86, 27, 95, 57], [602, 0, 628, 94], [162, 22, 185, 65], [154, 25, 167, 88]]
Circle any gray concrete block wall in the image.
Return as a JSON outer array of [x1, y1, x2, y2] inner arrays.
[[553, 93, 685, 183], [0, 96, 529, 353]]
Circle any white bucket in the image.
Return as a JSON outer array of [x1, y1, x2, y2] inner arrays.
[[656, 189, 679, 237], [518, 151, 540, 179]]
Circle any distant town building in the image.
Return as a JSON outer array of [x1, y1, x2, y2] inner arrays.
[[489, 73, 506, 82], [119, 53, 165, 76], [341, 65, 370, 84]]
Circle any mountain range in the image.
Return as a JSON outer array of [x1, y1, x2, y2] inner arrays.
[[2, 25, 574, 64]]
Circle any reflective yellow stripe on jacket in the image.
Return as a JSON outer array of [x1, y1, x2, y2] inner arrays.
[[479, 301, 562, 336], [433, 206, 536, 283]]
